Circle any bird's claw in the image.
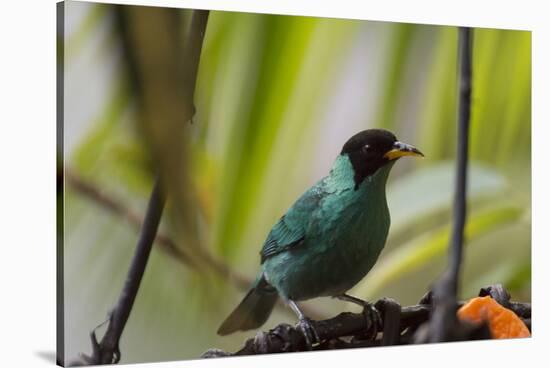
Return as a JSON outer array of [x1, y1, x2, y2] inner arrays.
[[297, 317, 319, 350], [336, 294, 381, 341], [360, 302, 381, 341]]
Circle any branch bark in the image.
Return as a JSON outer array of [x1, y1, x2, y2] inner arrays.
[[80, 179, 165, 364], [202, 285, 530, 357], [426, 26, 474, 343]]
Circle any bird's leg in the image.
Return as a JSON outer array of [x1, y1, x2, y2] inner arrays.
[[335, 293, 381, 340], [288, 300, 320, 350]]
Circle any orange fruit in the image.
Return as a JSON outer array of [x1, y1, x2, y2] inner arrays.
[[457, 296, 530, 339]]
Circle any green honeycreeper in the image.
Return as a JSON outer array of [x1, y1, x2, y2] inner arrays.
[[218, 129, 423, 344]]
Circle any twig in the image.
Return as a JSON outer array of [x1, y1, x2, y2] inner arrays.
[[81, 179, 165, 364], [202, 285, 530, 357], [65, 168, 200, 270], [377, 298, 401, 345], [65, 167, 251, 286], [427, 26, 473, 342], [451, 26, 474, 308]]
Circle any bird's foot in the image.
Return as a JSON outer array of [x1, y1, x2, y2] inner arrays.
[[288, 300, 320, 350], [361, 302, 382, 341], [296, 317, 320, 350], [336, 294, 381, 340]]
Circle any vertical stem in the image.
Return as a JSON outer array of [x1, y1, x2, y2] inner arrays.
[[428, 26, 473, 342], [449, 26, 473, 295], [56, 2, 65, 365], [98, 179, 165, 363]]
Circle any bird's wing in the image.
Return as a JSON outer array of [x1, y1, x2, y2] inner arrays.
[[260, 215, 305, 263], [260, 181, 326, 263]]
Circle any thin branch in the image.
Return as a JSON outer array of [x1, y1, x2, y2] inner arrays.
[[428, 26, 474, 342], [106, 179, 164, 346], [65, 167, 253, 287], [451, 26, 473, 299], [81, 179, 165, 364], [66, 167, 324, 320], [202, 285, 530, 357], [378, 297, 401, 345]]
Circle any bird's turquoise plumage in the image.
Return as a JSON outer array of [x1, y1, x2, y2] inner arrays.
[[262, 155, 394, 301], [217, 129, 422, 336]]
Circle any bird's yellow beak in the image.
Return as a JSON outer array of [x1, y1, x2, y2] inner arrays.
[[384, 141, 424, 160]]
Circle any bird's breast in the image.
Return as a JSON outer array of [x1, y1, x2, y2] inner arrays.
[[262, 172, 392, 301], [287, 189, 389, 299], [320, 189, 389, 265]]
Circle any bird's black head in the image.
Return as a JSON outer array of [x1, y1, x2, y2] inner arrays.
[[341, 129, 423, 188]]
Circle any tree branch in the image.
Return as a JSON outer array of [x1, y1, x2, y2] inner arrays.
[[80, 179, 165, 365], [426, 26, 474, 343], [65, 167, 256, 287], [202, 285, 530, 357]]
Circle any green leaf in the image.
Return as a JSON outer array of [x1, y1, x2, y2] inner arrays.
[[387, 161, 507, 232]]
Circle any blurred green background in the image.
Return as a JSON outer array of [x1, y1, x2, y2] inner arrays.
[[60, 1, 531, 364]]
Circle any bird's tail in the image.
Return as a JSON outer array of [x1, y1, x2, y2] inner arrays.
[[217, 274, 278, 335]]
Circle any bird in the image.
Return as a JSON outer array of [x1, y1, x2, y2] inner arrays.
[[217, 129, 423, 346]]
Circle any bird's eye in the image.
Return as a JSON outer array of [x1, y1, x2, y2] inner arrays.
[[362, 144, 370, 153]]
